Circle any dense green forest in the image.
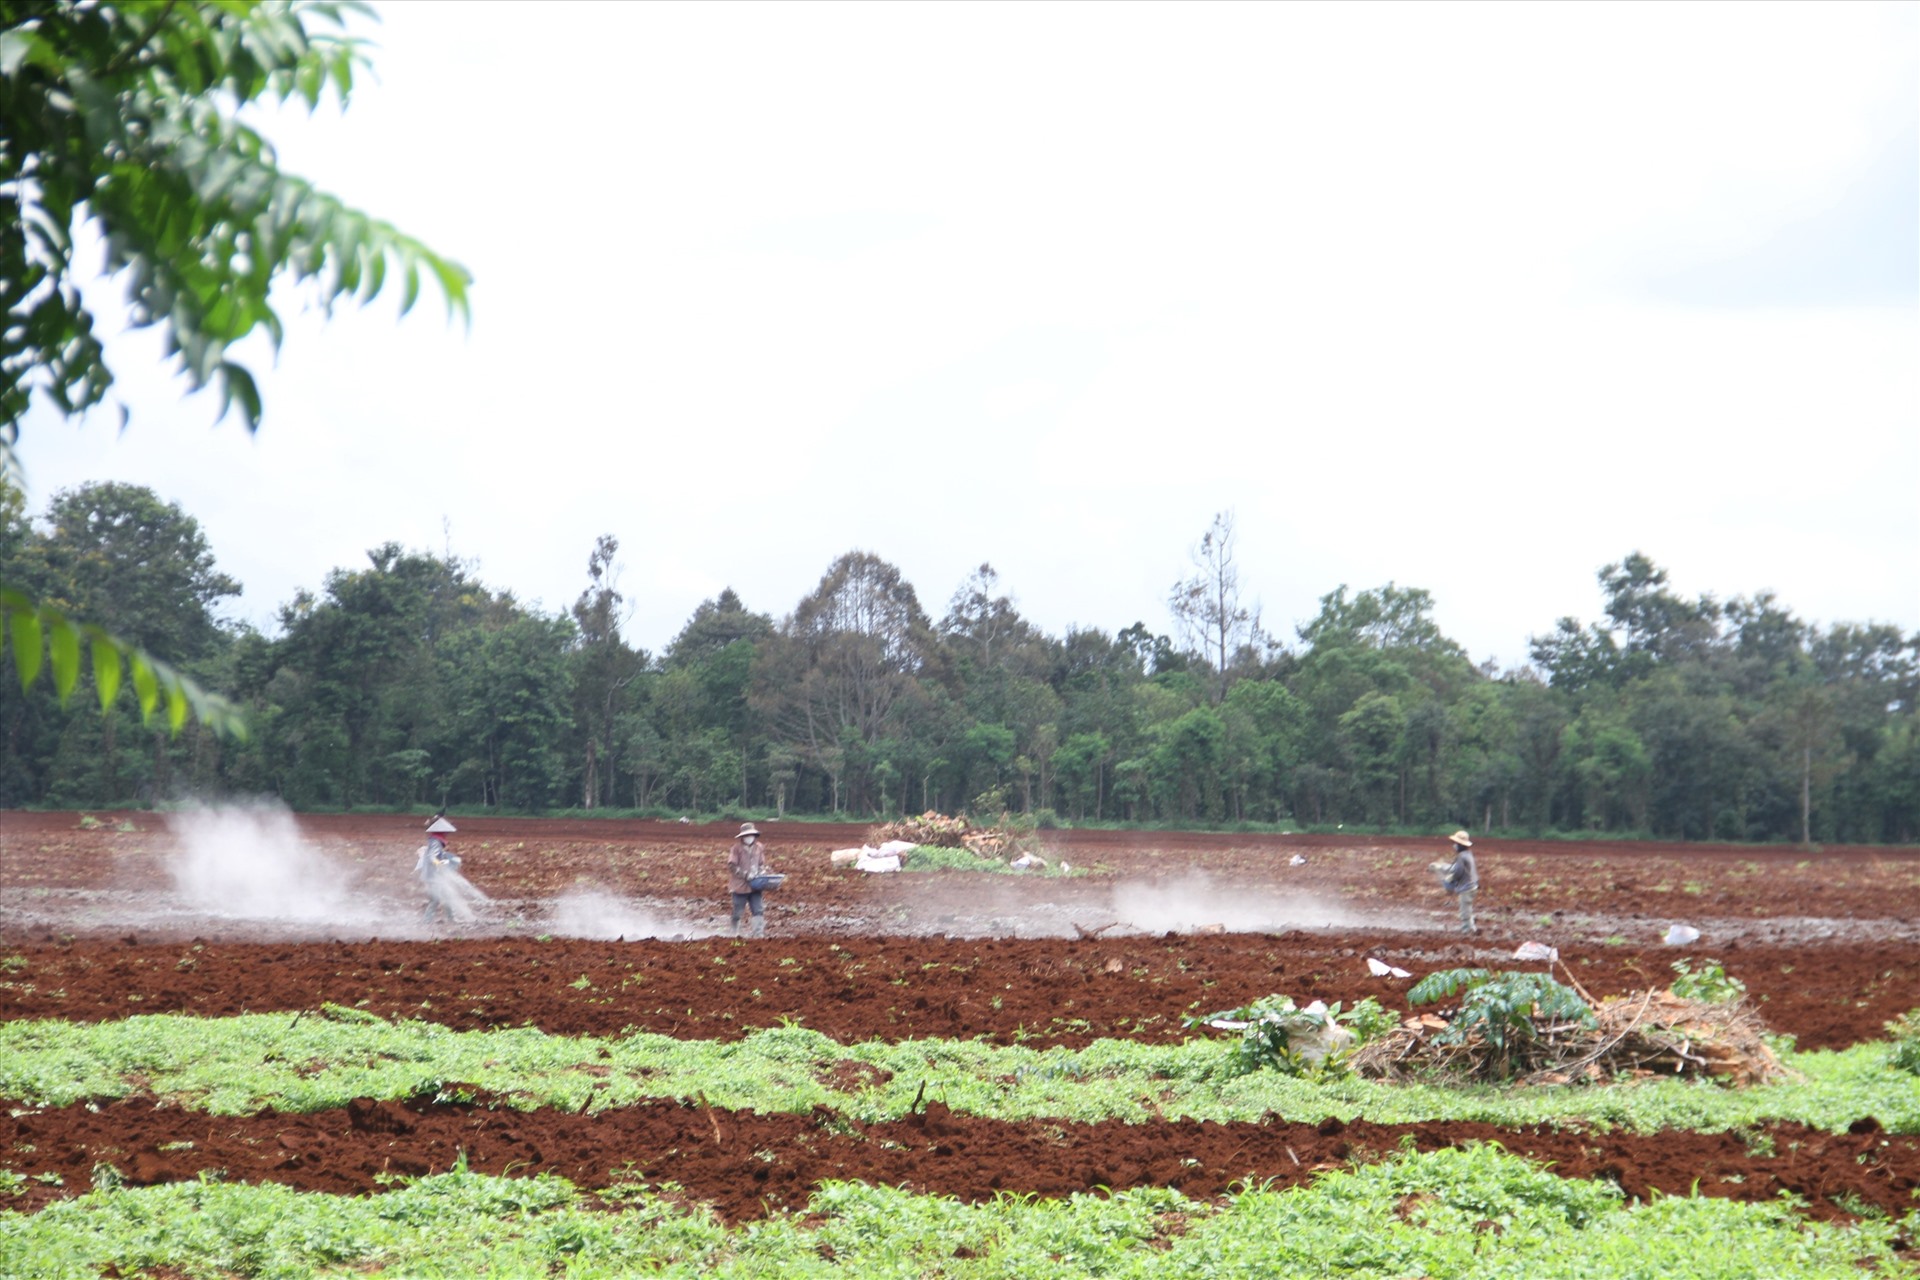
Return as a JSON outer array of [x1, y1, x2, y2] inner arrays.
[[2, 482, 1916, 843]]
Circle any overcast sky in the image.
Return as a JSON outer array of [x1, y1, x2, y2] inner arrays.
[[17, 1, 1919, 668]]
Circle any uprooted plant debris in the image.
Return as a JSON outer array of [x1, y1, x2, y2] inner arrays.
[[1352, 968, 1792, 1088], [868, 811, 1030, 859]]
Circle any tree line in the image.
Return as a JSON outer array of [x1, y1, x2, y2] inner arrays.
[[3, 486, 1916, 843]]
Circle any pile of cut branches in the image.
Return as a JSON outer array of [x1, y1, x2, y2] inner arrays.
[[1352, 967, 1790, 1088], [868, 811, 1025, 859]]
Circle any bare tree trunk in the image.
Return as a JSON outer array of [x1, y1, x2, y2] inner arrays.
[[1800, 744, 1813, 848], [151, 728, 173, 802], [103, 715, 117, 804], [582, 738, 598, 809]]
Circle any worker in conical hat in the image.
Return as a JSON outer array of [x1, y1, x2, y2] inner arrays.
[[417, 815, 463, 924], [1428, 829, 1479, 935], [727, 823, 769, 937]]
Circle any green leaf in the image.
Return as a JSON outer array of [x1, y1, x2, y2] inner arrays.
[[1408, 968, 1492, 1005], [401, 260, 421, 315], [218, 362, 263, 431], [130, 653, 161, 722], [48, 619, 81, 705], [166, 681, 190, 735], [9, 608, 42, 693], [90, 632, 124, 712]]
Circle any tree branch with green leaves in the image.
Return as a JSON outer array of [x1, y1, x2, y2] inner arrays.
[[1, 584, 246, 737], [1, 0, 471, 464]]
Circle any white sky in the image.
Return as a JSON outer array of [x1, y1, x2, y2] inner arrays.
[[16, 1, 1919, 668]]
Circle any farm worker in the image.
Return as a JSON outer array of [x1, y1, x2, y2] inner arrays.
[[727, 823, 769, 937], [1429, 830, 1479, 935], [417, 815, 462, 924]]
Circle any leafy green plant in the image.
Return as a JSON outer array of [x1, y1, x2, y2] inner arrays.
[[3, 1011, 1917, 1135], [1408, 969, 1596, 1068], [1336, 996, 1398, 1044], [1668, 959, 1747, 1004], [901, 845, 1014, 874], [1182, 995, 1357, 1078], [898, 844, 1073, 876], [0, 1151, 1911, 1279], [1886, 1009, 1920, 1077]]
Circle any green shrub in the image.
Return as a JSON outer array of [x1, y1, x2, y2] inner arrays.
[[1887, 1010, 1920, 1076], [1668, 958, 1747, 1004], [1337, 996, 1398, 1043], [1408, 969, 1595, 1068]]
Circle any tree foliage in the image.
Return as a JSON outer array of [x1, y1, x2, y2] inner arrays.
[[1, 481, 246, 756], [2, 496, 1914, 841], [1, 0, 470, 453], [1, 1, 467, 745]]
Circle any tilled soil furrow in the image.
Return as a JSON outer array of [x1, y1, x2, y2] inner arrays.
[[1, 934, 1910, 1050], [4, 1095, 1914, 1226]]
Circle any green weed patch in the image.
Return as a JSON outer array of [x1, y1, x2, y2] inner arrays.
[[1, 1013, 1916, 1135], [0, 1148, 1911, 1279]]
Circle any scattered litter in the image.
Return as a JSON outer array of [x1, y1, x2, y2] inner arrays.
[[1204, 999, 1356, 1066], [1288, 854, 1307, 866], [1010, 852, 1046, 870], [834, 842, 917, 870], [1664, 924, 1701, 946], [1366, 957, 1412, 979], [675, 816, 692, 825], [1513, 941, 1560, 963]]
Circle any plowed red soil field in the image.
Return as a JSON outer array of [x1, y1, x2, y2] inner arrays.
[[4, 810, 1918, 1224]]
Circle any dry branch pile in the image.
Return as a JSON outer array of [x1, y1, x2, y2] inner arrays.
[[1353, 990, 1790, 1088], [867, 811, 1019, 858]]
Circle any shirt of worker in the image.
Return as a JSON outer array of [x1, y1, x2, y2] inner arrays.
[[417, 836, 451, 880], [1442, 848, 1478, 894], [727, 839, 767, 894]]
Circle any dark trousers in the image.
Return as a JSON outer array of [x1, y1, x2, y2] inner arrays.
[[730, 890, 764, 929]]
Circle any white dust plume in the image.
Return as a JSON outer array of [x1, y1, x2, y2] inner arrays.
[[1108, 870, 1364, 934], [166, 803, 359, 924], [546, 889, 675, 940]]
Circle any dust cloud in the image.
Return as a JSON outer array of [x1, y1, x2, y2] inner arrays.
[[1108, 871, 1366, 934], [166, 803, 366, 925], [545, 890, 681, 940]]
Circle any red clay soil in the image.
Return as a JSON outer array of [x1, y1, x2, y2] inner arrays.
[[0, 930, 1912, 1052], [1, 810, 1915, 1049], [4, 811, 1919, 1229], [2, 1092, 1915, 1227]]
